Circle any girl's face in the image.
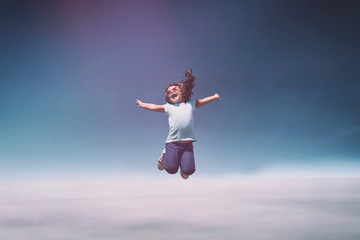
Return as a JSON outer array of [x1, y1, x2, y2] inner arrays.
[[166, 85, 182, 104]]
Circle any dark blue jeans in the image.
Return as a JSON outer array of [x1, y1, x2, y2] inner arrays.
[[163, 142, 196, 176]]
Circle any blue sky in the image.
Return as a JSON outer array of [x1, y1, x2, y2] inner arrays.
[[1, 0, 359, 179]]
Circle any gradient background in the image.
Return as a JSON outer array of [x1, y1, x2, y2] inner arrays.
[[1, 0, 359, 179], [1, 1, 360, 239]]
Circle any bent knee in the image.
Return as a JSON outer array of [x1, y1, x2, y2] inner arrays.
[[165, 167, 179, 174], [182, 168, 195, 176]]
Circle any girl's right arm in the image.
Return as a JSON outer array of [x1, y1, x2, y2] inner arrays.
[[136, 99, 165, 113]]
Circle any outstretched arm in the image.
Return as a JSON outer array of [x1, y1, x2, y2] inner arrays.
[[136, 99, 165, 113], [196, 93, 221, 108]]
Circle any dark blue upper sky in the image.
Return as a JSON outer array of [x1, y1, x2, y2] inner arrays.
[[1, 0, 359, 178]]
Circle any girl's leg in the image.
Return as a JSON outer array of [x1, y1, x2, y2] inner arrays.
[[163, 142, 180, 174], [157, 148, 165, 170], [180, 143, 196, 176]]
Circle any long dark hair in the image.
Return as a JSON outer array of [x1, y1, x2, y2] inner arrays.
[[165, 68, 196, 104]]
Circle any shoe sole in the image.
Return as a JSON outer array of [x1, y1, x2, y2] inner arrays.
[[180, 170, 189, 179]]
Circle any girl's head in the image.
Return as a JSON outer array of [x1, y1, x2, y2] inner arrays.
[[165, 84, 182, 104], [165, 68, 196, 104]]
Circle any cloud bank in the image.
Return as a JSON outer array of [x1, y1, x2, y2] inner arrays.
[[1, 177, 359, 240]]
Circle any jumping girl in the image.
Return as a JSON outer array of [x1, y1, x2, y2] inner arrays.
[[136, 69, 221, 179]]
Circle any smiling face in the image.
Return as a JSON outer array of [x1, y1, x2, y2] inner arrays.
[[166, 85, 182, 104]]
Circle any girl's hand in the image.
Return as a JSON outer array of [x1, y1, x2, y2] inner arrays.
[[136, 99, 143, 108], [214, 93, 221, 101]]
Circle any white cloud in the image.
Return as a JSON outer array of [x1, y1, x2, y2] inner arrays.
[[0, 177, 359, 240]]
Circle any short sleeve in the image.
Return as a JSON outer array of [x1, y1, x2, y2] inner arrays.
[[163, 103, 170, 113], [190, 100, 196, 110]]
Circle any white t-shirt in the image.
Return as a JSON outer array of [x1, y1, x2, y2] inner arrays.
[[163, 100, 196, 143]]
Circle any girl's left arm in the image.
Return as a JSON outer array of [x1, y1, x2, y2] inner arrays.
[[196, 93, 221, 108]]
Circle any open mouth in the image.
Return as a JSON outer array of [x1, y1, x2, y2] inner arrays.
[[170, 93, 178, 99]]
